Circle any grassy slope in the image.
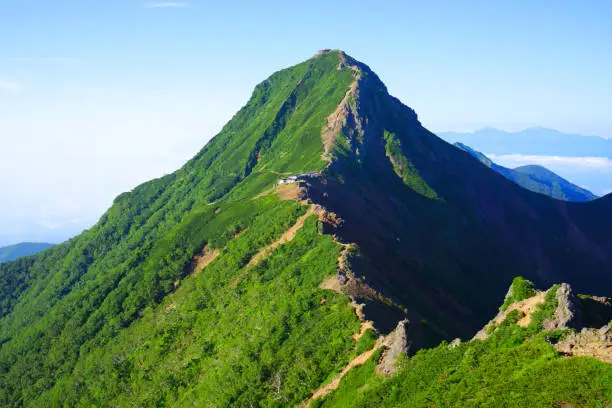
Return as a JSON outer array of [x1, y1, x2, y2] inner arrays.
[[0, 51, 357, 406], [1, 50, 610, 407], [316, 287, 612, 408], [49, 205, 361, 407]]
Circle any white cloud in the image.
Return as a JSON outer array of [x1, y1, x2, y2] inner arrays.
[[488, 154, 612, 171], [0, 79, 21, 92], [488, 154, 612, 196], [144, 2, 188, 8]]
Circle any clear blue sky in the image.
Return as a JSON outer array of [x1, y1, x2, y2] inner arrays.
[[1, 0, 611, 244]]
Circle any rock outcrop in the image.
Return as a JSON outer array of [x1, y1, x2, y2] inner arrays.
[[555, 324, 612, 364], [543, 283, 582, 331], [377, 319, 411, 375], [448, 338, 462, 349]]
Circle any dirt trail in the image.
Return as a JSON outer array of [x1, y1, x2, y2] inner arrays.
[[301, 206, 384, 406], [353, 320, 375, 341], [513, 291, 547, 327], [474, 291, 548, 340], [190, 245, 220, 276], [303, 338, 383, 406], [248, 207, 315, 267]]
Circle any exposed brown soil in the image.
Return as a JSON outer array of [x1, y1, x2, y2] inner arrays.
[[303, 338, 383, 407], [190, 245, 220, 276], [230, 206, 315, 287], [252, 178, 307, 202], [474, 291, 548, 340], [276, 183, 302, 201], [353, 319, 375, 341], [247, 206, 315, 267]]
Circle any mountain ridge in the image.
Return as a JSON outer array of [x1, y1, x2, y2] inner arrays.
[[0, 242, 54, 264], [0, 50, 610, 406], [439, 127, 612, 157]]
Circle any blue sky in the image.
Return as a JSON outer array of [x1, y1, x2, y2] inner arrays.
[[1, 0, 611, 244]]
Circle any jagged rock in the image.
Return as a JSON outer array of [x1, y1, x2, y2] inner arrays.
[[543, 283, 582, 331], [448, 338, 462, 349], [555, 323, 612, 364], [377, 319, 410, 375]]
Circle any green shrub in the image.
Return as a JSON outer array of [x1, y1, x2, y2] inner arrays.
[[500, 276, 537, 311], [355, 328, 378, 355]]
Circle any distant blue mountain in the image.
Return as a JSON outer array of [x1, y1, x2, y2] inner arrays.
[[440, 127, 612, 158], [455, 143, 598, 202], [0, 242, 54, 264]]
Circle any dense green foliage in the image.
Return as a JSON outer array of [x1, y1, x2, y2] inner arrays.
[[45, 213, 360, 406], [500, 276, 537, 311], [383, 131, 439, 200], [317, 291, 612, 407], [355, 329, 378, 355], [0, 51, 358, 407], [0, 243, 54, 264], [0, 49, 610, 407]]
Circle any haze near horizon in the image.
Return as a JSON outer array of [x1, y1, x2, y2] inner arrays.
[[1, 0, 611, 245]]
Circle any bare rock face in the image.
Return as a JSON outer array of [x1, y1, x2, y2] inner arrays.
[[377, 319, 411, 375], [448, 338, 462, 350], [543, 283, 582, 331], [555, 323, 612, 364]]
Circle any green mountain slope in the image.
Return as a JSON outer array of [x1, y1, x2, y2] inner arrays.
[[455, 142, 598, 202], [312, 280, 612, 407], [0, 50, 610, 406], [0, 243, 54, 264]]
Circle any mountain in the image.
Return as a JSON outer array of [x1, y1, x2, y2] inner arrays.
[[455, 142, 598, 202], [0, 242, 54, 264], [0, 50, 611, 406], [439, 127, 612, 157], [513, 165, 599, 201]]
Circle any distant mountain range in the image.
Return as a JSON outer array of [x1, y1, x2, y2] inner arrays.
[[455, 143, 598, 202], [439, 127, 612, 157], [0, 242, 54, 264]]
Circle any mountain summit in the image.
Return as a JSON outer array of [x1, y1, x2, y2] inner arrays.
[[0, 50, 610, 406]]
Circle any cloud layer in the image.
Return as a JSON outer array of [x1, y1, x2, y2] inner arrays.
[[489, 154, 612, 196], [488, 154, 612, 171]]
